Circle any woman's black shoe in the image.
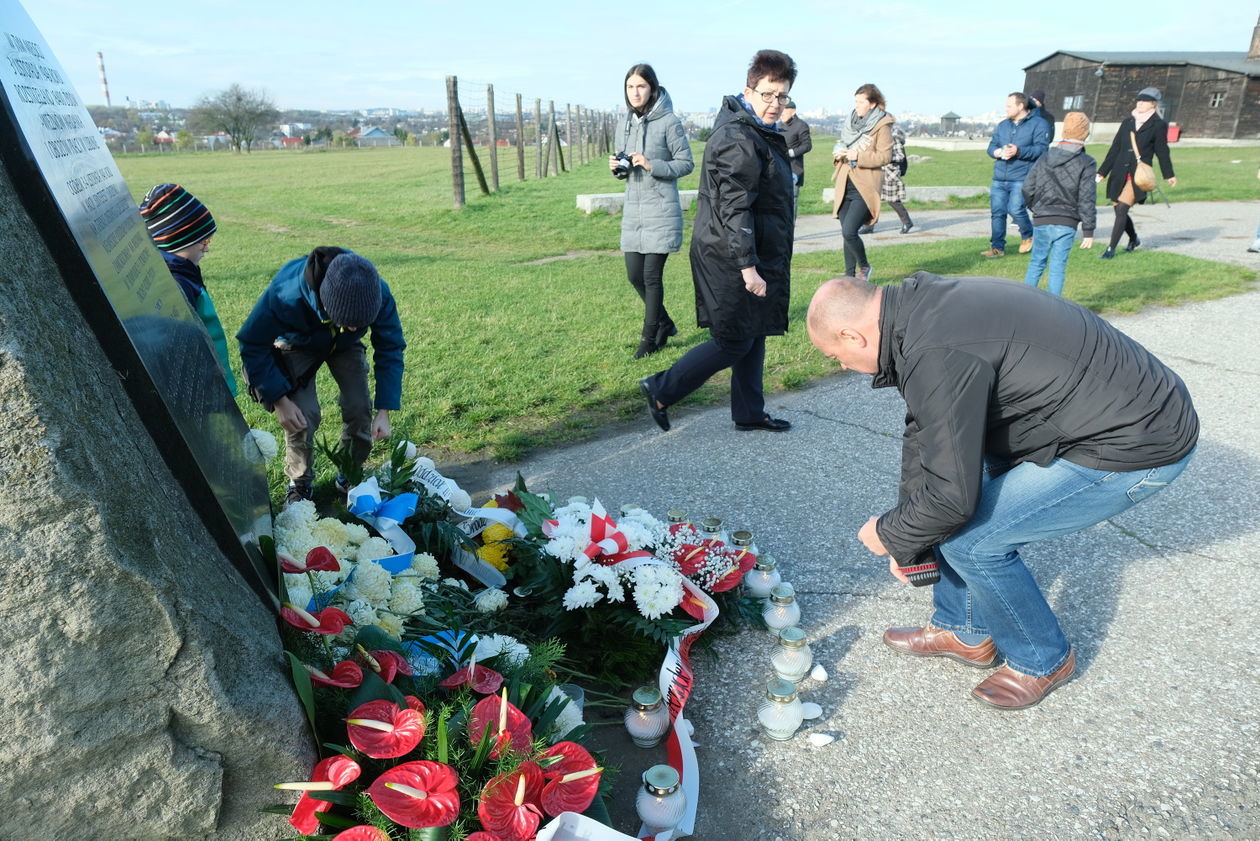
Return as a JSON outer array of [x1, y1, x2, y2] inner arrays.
[[639, 379, 670, 431], [1100, 247, 1115, 260], [634, 336, 660, 359], [900, 223, 914, 234], [653, 320, 678, 350], [735, 416, 791, 432], [1125, 236, 1141, 252], [857, 224, 874, 235]]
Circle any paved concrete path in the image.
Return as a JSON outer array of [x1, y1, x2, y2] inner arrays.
[[461, 204, 1259, 841]]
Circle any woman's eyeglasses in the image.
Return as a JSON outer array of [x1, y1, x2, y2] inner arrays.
[[752, 89, 791, 105]]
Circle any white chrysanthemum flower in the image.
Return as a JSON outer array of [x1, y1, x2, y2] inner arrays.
[[411, 552, 440, 580], [632, 564, 684, 620], [276, 525, 320, 564], [389, 580, 427, 616], [562, 581, 602, 611], [275, 499, 317, 533], [343, 598, 378, 627], [310, 518, 352, 558], [346, 559, 393, 605], [341, 522, 370, 546], [284, 576, 314, 610], [474, 634, 530, 667], [442, 577, 469, 591], [355, 536, 393, 562], [617, 518, 655, 552], [546, 685, 585, 743], [473, 588, 508, 614], [375, 613, 404, 639], [242, 429, 278, 463], [545, 533, 583, 565]]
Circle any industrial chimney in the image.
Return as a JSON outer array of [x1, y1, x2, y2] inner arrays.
[[96, 51, 111, 107], [1250, 14, 1260, 61]]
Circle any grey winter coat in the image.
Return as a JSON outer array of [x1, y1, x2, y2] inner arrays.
[[619, 88, 694, 254]]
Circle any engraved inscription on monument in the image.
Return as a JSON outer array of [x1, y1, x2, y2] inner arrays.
[[0, 1, 274, 600]]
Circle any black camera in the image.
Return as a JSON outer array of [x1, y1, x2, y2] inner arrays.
[[612, 152, 633, 180]]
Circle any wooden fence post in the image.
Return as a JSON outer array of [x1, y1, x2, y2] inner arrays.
[[534, 98, 543, 178], [457, 106, 491, 196], [566, 104, 574, 169], [487, 84, 499, 191], [446, 75, 464, 209], [547, 100, 560, 174], [576, 105, 585, 165], [515, 93, 525, 181]]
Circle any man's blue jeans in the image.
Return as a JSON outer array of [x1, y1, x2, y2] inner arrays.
[[930, 450, 1195, 677], [990, 179, 1032, 251], [1023, 224, 1076, 296]]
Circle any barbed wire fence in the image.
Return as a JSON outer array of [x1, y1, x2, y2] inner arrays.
[[445, 75, 617, 209]]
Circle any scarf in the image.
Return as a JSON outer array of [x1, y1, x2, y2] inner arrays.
[[837, 107, 886, 148], [1131, 108, 1154, 130], [736, 93, 781, 130]]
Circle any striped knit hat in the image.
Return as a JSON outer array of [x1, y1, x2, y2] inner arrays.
[[138, 184, 216, 252]]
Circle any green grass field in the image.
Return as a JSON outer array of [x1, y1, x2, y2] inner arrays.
[[115, 140, 1256, 484]]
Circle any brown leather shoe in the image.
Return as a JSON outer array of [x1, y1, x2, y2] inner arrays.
[[971, 649, 1076, 710], [1018, 238, 1034, 254], [980, 248, 1004, 258], [882, 625, 998, 668]]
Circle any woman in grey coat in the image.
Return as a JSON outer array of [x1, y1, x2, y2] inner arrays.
[[611, 64, 694, 358]]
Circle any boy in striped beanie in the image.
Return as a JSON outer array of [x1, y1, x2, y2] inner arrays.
[[139, 184, 237, 394]]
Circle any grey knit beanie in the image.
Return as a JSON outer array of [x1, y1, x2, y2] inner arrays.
[[320, 254, 382, 329]]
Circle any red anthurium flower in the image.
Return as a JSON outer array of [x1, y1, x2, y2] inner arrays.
[[331, 826, 391, 841], [345, 699, 425, 759], [709, 546, 757, 593], [672, 543, 709, 576], [278, 755, 361, 834], [462, 834, 501, 841], [305, 660, 364, 689], [356, 647, 414, 684], [280, 546, 341, 574], [536, 741, 602, 817], [366, 761, 461, 828], [478, 761, 544, 841], [438, 662, 504, 695], [469, 690, 533, 758], [281, 604, 352, 635], [403, 695, 426, 713]]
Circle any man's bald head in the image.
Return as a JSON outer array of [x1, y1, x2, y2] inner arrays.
[[806, 277, 884, 375]]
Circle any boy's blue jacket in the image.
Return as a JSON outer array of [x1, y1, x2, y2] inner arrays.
[[236, 247, 406, 409], [987, 113, 1051, 182]]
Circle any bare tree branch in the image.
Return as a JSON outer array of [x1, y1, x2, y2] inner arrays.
[[189, 84, 278, 153]]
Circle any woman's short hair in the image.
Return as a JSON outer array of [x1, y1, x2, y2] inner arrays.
[[746, 50, 797, 90], [624, 63, 660, 114], [855, 84, 885, 109]]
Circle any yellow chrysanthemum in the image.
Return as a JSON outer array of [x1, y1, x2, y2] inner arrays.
[[476, 541, 510, 572], [483, 498, 499, 508], [482, 522, 514, 543]]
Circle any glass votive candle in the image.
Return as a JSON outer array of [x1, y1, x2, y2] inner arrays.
[[757, 678, 805, 741], [666, 508, 688, 524], [730, 529, 759, 555], [762, 583, 801, 635], [623, 686, 670, 748], [743, 553, 782, 599], [771, 626, 813, 683], [636, 765, 687, 834], [700, 517, 726, 545], [620, 503, 642, 517]]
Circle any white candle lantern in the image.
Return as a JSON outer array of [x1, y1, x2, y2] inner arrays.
[[743, 553, 782, 599], [624, 686, 671, 748], [771, 626, 813, 683], [762, 583, 801, 635], [666, 508, 688, 525], [729, 529, 759, 555], [636, 765, 687, 834], [699, 517, 726, 545], [757, 678, 805, 741]]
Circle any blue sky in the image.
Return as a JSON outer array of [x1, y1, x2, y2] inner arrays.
[[24, 0, 1260, 118]]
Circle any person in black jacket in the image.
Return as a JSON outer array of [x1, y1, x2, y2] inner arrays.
[[1096, 87, 1177, 259], [781, 98, 812, 217], [807, 273, 1198, 710], [1021, 111, 1096, 296], [640, 49, 797, 433], [1027, 89, 1056, 139]]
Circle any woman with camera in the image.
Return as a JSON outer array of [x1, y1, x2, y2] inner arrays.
[[610, 63, 694, 359], [1096, 86, 1176, 259], [830, 84, 894, 281]]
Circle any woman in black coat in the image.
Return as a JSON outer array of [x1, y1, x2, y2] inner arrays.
[[639, 49, 797, 433], [1096, 86, 1177, 259]]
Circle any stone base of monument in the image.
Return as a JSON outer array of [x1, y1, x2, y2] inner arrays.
[[820, 184, 990, 205], [576, 190, 699, 215]]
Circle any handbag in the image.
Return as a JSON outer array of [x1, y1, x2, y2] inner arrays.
[[1130, 131, 1157, 192]]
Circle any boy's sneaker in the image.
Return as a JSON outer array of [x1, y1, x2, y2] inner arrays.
[[285, 482, 314, 506], [980, 248, 1004, 258]]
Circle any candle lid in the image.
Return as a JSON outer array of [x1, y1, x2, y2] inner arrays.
[[730, 529, 754, 546], [620, 503, 641, 516], [754, 554, 778, 571], [666, 508, 688, 522], [643, 764, 681, 795], [777, 626, 807, 648], [765, 678, 798, 702], [567, 495, 588, 506], [700, 517, 722, 532], [769, 583, 796, 604], [631, 686, 664, 709]]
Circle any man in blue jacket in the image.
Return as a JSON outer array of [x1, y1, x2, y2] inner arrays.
[[237, 248, 406, 503], [982, 93, 1050, 257]]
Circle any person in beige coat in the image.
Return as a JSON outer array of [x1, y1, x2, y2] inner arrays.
[[832, 84, 893, 281]]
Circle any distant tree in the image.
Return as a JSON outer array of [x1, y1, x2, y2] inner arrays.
[[394, 127, 408, 144], [136, 129, 153, 151], [189, 83, 278, 153], [175, 129, 194, 151], [332, 129, 348, 148]]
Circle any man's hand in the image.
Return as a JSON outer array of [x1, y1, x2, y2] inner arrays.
[[859, 516, 911, 583], [372, 410, 391, 441], [740, 266, 767, 297], [887, 557, 910, 584], [274, 395, 308, 434], [630, 152, 652, 172]]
